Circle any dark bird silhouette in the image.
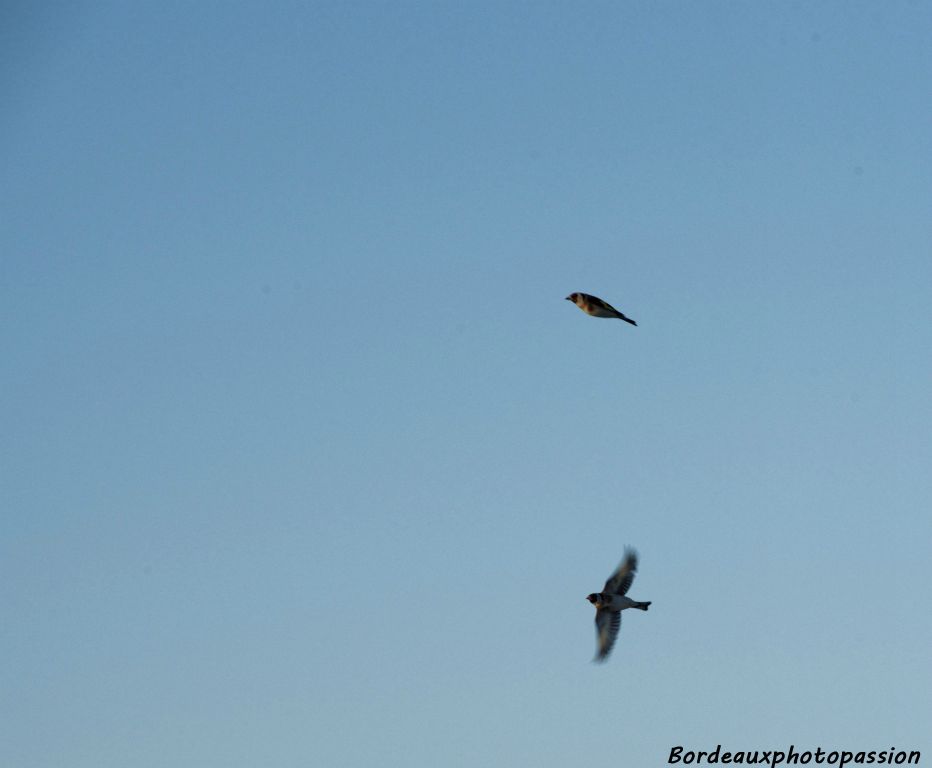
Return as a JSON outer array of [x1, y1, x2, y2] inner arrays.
[[586, 548, 651, 662]]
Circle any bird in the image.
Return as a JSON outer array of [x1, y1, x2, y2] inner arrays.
[[586, 548, 651, 662], [565, 292, 637, 326]]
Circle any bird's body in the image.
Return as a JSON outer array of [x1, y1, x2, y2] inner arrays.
[[589, 594, 646, 612], [566, 292, 637, 326], [586, 549, 651, 662]]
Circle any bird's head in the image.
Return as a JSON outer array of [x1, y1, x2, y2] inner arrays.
[[565, 293, 578, 303], [586, 593, 600, 605]]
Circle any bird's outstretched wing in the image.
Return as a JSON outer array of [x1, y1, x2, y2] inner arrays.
[[603, 549, 638, 596], [594, 607, 622, 662]]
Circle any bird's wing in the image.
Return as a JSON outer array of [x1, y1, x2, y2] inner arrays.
[[603, 549, 638, 596], [588, 294, 618, 313], [594, 608, 622, 662]]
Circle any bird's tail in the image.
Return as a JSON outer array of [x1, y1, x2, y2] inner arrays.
[[617, 313, 637, 326], [634, 601, 651, 611]]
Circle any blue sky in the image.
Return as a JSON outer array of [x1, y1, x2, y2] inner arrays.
[[2, 2, 931, 766]]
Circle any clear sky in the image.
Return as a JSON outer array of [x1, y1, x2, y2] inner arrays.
[[2, 2, 931, 766]]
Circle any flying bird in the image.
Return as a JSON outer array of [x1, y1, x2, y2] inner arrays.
[[587, 548, 651, 662], [565, 292, 637, 326]]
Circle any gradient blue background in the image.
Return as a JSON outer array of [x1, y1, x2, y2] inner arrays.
[[3, 2, 930, 766]]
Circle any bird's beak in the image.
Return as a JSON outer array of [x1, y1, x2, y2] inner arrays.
[[565, 296, 572, 301]]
